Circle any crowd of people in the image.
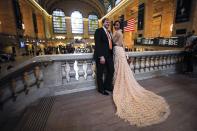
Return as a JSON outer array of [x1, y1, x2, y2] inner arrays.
[[23, 44, 95, 56]]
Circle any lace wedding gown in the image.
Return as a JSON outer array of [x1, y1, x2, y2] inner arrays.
[[113, 30, 170, 127]]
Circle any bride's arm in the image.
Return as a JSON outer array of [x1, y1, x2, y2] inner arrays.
[[112, 31, 119, 44]]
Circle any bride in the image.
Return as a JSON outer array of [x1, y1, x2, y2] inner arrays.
[[112, 20, 170, 127]]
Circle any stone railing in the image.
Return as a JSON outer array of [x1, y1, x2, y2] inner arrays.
[[0, 50, 184, 111]]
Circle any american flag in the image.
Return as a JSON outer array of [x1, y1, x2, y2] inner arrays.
[[124, 18, 135, 32]]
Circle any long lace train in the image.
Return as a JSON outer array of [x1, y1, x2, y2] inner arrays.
[[113, 46, 170, 127]]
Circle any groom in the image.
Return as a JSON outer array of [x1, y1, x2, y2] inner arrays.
[[94, 18, 114, 95]]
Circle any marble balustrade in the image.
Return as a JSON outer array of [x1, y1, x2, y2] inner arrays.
[[0, 50, 184, 109]]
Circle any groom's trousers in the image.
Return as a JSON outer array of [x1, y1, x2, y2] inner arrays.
[[95, 56, 114, 92]]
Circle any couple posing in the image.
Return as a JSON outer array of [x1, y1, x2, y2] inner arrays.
[[94, 18, 170, 127]]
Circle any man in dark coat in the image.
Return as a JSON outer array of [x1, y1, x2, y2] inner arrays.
[[94, 18, 114, 95]]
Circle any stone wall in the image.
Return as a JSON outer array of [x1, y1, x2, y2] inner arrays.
[[0, 0, 17, 35]]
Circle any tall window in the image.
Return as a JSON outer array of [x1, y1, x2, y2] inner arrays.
[[107, 5, 112, 12], [71, 11, 83, 34], [52, 9, 66, 33], [115, 0, 121, 6], [12, 0, 23, 29], [88, 15, 98, 34]]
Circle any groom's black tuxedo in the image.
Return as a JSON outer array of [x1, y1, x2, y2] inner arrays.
[[94, 27, 114, 93]]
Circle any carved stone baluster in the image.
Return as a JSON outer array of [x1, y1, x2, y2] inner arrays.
[[61, 64, 66, 84], [145, 56, 150, 72], [23, 72, 30, 95], [92, 61, 96, 79], [134, 57, 140, 74], [180, 55, 184, 63], [150, 56, 155, 71], [179, 55, 184, 63], [163, 56, 167, 69], [158, 56, 163, 70], [74, 60, 79, 80], [34, 66, 41, 88], [129, 57, 135, 72], [77, 60, 85, 81], [86, 60, 93, 80], [61, 64, 66, 79], [170, 55, 174, 68], [83, 61, 88, 80], [140, 57, 145, 73], [65, 62, 70, 82], [11, 79, 17, 101], [69, 61, 76, 82], [154, 56, 159, 70], [174, 55, 179, 64], [166, 55, 171, 68]]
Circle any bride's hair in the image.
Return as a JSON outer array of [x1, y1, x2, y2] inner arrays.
[[113, 20, 121, 27]]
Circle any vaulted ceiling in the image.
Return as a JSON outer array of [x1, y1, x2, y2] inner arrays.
[[37, 0, 114, 18]]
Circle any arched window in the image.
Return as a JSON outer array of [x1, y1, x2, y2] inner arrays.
[[115, 0, 121, 6], [71, 11, 83, 34], [88, 14, 98, 34], [52, 9, 66, 33]]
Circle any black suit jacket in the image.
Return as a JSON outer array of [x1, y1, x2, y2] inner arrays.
[[93, 28, 114, 59]]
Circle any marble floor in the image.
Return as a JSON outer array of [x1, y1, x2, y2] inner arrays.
[[11, 74, 197, 131]]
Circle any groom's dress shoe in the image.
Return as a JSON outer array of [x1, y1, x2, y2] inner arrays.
[[98, 90, 109, 95], [106, 89, 113, 92]]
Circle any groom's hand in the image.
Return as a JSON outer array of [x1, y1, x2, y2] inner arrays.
[[100, 56, 105, 64]]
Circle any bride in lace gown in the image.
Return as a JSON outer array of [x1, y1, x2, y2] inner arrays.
[[112, 21, 170, 127]]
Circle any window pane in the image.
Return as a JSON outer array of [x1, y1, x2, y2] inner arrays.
[[88, 15, 98, 34], [107, 5, 112, 12], [52, 9, 66, 34], [115, 0, 121, 6], [71, 11, 83, 34]]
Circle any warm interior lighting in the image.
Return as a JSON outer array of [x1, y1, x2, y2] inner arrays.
[[100, 0, 132, 20], [55, 36, 66, 39], [28, 0, 52, 17], [90, 36, 94, 39], [74, 36, 82, 39], [22, 23, 25, 29], [170, 24, 173, 32]]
